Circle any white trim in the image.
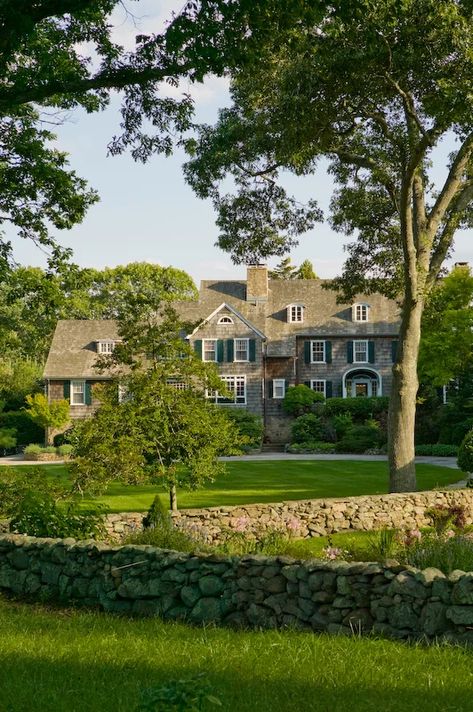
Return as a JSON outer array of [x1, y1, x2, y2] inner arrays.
[[187, 302, 266, 339], [353, 339, 369, 363], [342, 367, 382, 398], [352, 303, 370, 322], [287, 303, 304, 323], [70, 379, 85, 406], [217, 315, 234, 325], [207, 374, 246, 405], [310, 379, 326, 397], [273, 378, 286, 399], [96, 340, 116, 354], [202, 338, 217, 362], [310, 339, 326, 363], [234, 337, 250, 362]]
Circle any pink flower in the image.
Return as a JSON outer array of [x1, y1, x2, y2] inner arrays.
[[233, 516, 250, 533], [286, 517, 302, 532], [445, 529, 455, 539], [323, 546, 343, 560]]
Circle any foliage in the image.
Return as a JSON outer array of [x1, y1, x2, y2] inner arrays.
[[330, 413, 354, 440], [403, 533, 473, 575], [425, 505, 467, 535], [0, 409, 45, 448], [282, 385, 324, 416], [290, 414, 323, 444], [222, 410, 263, 451], [419, 265, 473, 387], [0, 427, 16, 450], [216, 525, 292, 557], [137, 674, 222, 712], [285, 442, 336, 454], [457, 430, 473, 474], [24, 393, 69, 432], [269, 257, 318, 280], [0, 359, 42, 410], [322, 397, 389, 421], [57, 444, 74, 457], [125, 525, 198, 554], [415, 444, 458, 457], [23, 444, 43, 456], [335, 423, 382, 454]]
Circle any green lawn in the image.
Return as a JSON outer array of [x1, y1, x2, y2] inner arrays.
[[0, 598, 472, 712], [10, 460, 461, 512]]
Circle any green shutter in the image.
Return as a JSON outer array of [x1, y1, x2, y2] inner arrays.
[[368, 341, 375, 364], [347, 341, 354, 364], [325, 381, 333, 398], [325, 341, 332, 364], [304, 341, 311, 364], [63, 381, 70, 401], [391, 340, 398, 363], [217, 340, 224, 363], [226, 339, 234, 362], [85, 381, 92, 406], [249, 339, 256, 362], [194, 339, 202, 359], [268, 381, 273, 398]]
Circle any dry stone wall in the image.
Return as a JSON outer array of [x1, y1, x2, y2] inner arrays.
[[104, 489, 473, 544], [2, 534, 473, 644]]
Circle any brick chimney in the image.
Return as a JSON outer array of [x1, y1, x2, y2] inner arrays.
[[246, 264, 268, 303]]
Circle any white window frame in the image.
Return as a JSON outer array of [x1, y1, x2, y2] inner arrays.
[[310, 379, 326, 396], [71, 379, 85, 406], [207, 375, 246, 405], [287, 304, 304, 323], [97, 340, 115, 354], [311, 340, 326, 363], [273, 379, 286, 399], [217, 315, 234, 325], [353, 340, 369, 364], [234, 338, 249, 362], [202, 339, 217, 362], [353, 303, 370, 322]]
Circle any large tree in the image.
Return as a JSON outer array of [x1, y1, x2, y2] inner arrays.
[[177, 0, 473, 492]]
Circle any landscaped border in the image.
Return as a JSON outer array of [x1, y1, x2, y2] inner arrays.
[[1, 533, 473, 644]]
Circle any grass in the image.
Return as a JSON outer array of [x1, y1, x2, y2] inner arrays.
[[7, 460, 461, 512], [1, 598, 473, 712]]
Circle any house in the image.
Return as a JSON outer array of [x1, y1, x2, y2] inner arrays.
[[43, 265, 400, 442]]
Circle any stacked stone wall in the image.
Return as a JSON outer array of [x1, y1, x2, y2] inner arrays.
[[104, 489, 473, 544], [1, 534, 473, 644]]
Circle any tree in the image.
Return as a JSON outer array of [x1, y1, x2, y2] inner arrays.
[[0, 359, 43, 411], [296, 260, 318, 280], [419, 265, 473, 388], [269, 257, 318, 280], [180, 0, 473, 492], [24, 393, 70, 443], [71, 305, 244, 510]]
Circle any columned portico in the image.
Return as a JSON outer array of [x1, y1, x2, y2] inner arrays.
[[342, 367, 382, 398]]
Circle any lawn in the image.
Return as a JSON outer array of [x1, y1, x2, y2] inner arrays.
[[0, 598, 472, 712], [9, 460, 461, 512]]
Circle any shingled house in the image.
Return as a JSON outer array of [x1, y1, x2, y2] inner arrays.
[[43, 265, 400, 442]]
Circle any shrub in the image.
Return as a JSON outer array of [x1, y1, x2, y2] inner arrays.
[[23, 444, 43, 455], [321, 397, 389, 421], [53, 428, 74, 447], [286, 441, 336, 454], [425, 504, 466, 534], [331, 413, 353, 439], [11, 494, 106, 539], [125, 495, 200, 551], [403, 533, 473, 575], [0, 410, 43, 448], [415, 444, 458, 456], [222, 409, 263, 451], [0, 427, 17, 450], [57, 444, 73, 457], [457, 429, 473, 473], [137, 674, 221, 712], [335, 422, 381, 453], [291, 413, 323, 444], [282, 385, 324, 416], [43, 445, 56, 454]]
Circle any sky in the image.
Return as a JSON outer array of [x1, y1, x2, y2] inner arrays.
[[11, 0, 473, 287]]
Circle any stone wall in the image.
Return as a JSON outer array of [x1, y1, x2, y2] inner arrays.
[[104, 489, 473, 544], [1, 534, 473, 644]]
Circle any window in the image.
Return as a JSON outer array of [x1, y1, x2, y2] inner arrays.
[[287, 304, 304, 323], [353, 304, 369, 322], [311, 340, 326, 363], [118, 384, 130, 403], [353, 340, 368, 363], [207, 375, 246, 404], [310, 380, 326, 396], [71, 380, 85, 405], [166, 379, 187, 391], [97, 340, 115, 354], [234, 338, 249, 362], [203, 339, 217, 362], [273, 379, 286, 399], [217, 315, 234, 325]]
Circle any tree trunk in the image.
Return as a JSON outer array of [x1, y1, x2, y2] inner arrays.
[[169, 484, 178, 511], [388, 295, 424, 492]]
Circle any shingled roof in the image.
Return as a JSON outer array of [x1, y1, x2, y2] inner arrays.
[[43, 320, 119, 379]]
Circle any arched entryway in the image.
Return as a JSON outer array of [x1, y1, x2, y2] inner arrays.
[[342, 368, 382, 398]]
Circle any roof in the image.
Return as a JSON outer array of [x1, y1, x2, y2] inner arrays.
[[43, 320, 119, 379]]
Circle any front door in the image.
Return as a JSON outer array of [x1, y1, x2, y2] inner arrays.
[[351, 378, 371, 397]]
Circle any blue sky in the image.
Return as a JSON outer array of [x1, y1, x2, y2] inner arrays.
[[12, 0, 473, 286]]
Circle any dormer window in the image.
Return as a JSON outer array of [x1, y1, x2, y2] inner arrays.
[[353, 303, 370, 322], [218, 315, 234, 325], [97, 340, 116, 354], [287, 304, 304, 323]]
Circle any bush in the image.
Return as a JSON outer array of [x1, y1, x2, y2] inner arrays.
[[404, 533, 473, 575], [335, 422, 381, 453], [331, 413, 353, 439], [322, 396, 389, 420], [0, 410, 43, 448], [222, 409, 263, 451], [53, 428, 74, 447], [57, 444, 73, 457], [425, 504, 466, 534], [23, 444, 43, 455], [286, 441, 336, 454], [415, 444, 458, 457], [0, 427, 17, 450], [291, 413, 323, 444], [457, 429, 473, 473], [282, 385, 324, 416], [125, 495, 200, 551]]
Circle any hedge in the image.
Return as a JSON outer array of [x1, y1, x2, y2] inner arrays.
[[321, 397, 389, 420], [0, 411, 43, 447]]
